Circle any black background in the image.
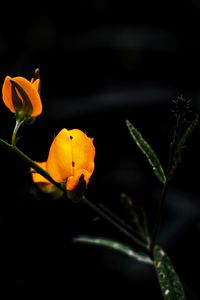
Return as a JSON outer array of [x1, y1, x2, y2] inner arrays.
[[0, 1, 200, 298]]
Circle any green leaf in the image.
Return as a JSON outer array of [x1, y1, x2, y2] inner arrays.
[[153, 245, 186, 300], [168, 114, 199, 179], [178, 115, 199, 153], [73, 235, 153, 265], [126, 119, 166, 184]]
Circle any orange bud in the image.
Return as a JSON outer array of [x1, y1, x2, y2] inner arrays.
[[2, 72, 42, 118]]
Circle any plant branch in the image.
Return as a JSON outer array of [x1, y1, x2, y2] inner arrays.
[[0, 137, 151, 256], [81, 195, 151, 255]]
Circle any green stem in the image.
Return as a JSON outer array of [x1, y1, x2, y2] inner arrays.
[[150, 180, 168, 252], [11, 118, 24, 146], [150, 115, 181, 252], [0, 138, 64, 191]]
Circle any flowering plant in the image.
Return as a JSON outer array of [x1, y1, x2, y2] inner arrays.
[[0, 69, 198, 298]]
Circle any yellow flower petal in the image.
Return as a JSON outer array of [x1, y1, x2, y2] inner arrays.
[[47, 128, 95, 190], [31, 161, 64, 199], [47, 129, 74, 183], [31, 161, 50, 184]]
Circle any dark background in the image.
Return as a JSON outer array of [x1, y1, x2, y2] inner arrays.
[[0, 1, 200, 298]]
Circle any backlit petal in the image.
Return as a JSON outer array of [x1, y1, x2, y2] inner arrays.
[[31, 161, 50, 184], [47, 128, 95, 190], [2, 76, 42, 117], [2, 76, 15, 113], [47, 129, 73, 182]]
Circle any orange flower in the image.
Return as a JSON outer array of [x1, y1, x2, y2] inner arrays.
[[31, 129, 95, 193], [47, 128, 95, 191], [2, 71, 42, 119]]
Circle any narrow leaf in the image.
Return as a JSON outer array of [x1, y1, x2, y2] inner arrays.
[[153, 245, 186, 300], [126, 119, 166, 184], [168, 115, 199, 179], [73, 236, 153, 265], [178, 115, 199, 151]]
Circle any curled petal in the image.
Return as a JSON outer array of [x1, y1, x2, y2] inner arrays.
[[66, 169, 90, 191], [32, 78, 40, 94]]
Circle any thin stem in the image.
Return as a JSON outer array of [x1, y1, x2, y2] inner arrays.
[[150, 114, 181, 251], [0, 138, 64, 191], [98, 202, 148, 243], [150, 180, 168, 252], [11, 118, 24, 146], [82, 195, 151, 255]]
